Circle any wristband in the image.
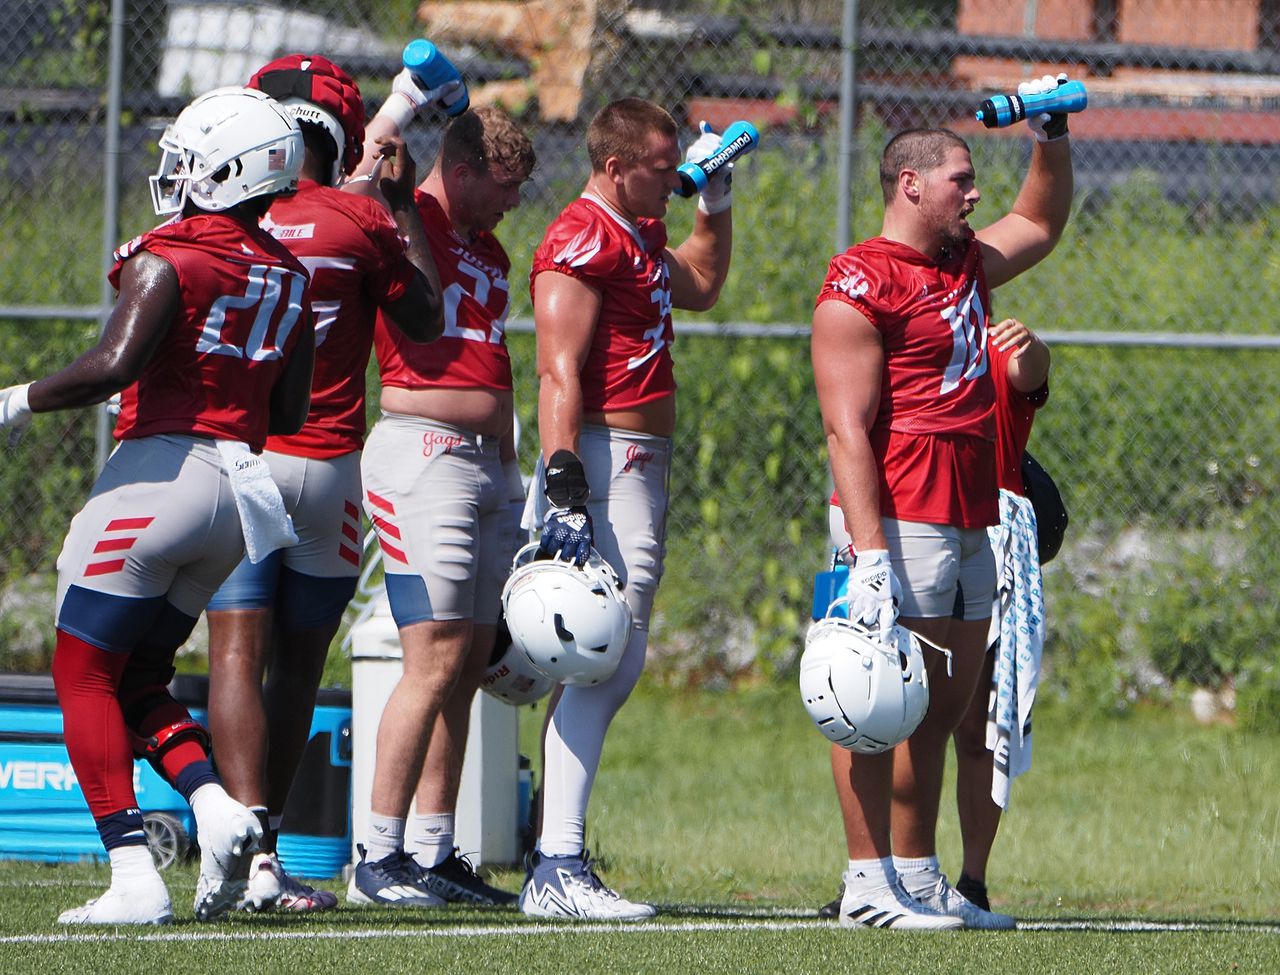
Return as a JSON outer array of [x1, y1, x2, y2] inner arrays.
[[377, 91, 418, 132]]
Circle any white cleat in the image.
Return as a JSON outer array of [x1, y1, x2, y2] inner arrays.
[[838, 872, 964, 931], [193, 802, 262, 921], [58, 879, 173, 926], [236, 852, 285, 912], [906, 874, 1017, 930], [519, 850, 656, 921]]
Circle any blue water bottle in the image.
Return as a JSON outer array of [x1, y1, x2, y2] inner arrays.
[[674, 120, 761, 198], [402, 39, 470, 117], [975, 79, 1088, 128]]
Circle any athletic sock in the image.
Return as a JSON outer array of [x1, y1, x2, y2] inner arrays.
[[108, 843, 162, 887], [893, 854, 941, 897], [51, 629, 135, 818], [366, 814, 405, 863], [844, 856, 895, 891], [406, 812, 454, 869]]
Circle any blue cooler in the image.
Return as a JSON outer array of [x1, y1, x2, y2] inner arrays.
[[812, 561, 850, 621], [274, 686, 352, 879], [0, 674, 351, 877]]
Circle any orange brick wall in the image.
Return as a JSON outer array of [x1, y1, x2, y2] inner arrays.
[[954, 0, 1094, 86], [1115, 0, 1258, 49]]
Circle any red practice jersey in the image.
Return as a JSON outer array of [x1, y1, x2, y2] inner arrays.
[[261, 180, 417, 458], [990, 339, 1049, 496], [375, 191, 513, 391], [530, 193, 675, 412], [818, 235, 998, 528], [110, 213, 312, 453]]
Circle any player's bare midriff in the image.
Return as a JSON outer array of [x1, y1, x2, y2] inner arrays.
[[585, 393, 675, 438], [380, 385, 514, 439]]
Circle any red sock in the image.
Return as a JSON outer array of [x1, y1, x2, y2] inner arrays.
[[51, 629, 136, 819]]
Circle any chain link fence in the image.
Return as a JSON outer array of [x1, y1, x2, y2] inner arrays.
[[2, 0, 1278, 723]]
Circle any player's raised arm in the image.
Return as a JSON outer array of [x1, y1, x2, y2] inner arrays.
[[667, 122, 733, 312], [976, 74, 1076, 289], [370, 132, 445, 342]]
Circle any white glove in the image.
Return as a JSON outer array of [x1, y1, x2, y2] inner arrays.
[[686, 121, 732, 215], [848, 549, 902, 636], [0, 383, 32, 447], [381, 69, 466, 129], [1019, 72, 1071, 143]]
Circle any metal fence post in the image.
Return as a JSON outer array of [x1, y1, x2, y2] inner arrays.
[[96, 0, 127, 475], [836, 0, 859, 253]]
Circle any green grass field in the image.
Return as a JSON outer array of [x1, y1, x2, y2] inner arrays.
[[2, 684, 1279, 973]]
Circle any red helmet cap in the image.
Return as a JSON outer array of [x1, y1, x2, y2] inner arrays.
[[248, 54, 365, 181]]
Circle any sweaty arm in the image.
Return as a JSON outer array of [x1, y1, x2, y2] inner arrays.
[[976, 136, 1074, 289], [267, 305, 315, 436], [363, 134, 444, 343], [26, 252, 179, 413], [811, 299, 887, 554], [666, 207, 732, 312], [535, 271, 602, 458]]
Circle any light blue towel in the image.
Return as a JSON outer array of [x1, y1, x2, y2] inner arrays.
[[985, 488, 1045, 809]]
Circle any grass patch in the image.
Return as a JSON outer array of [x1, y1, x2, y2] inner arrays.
[[1, 684, 1278, 971]]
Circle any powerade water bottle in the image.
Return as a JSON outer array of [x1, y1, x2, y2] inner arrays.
[[975, 79, 1088, 128], [674, 120, 760, 198], [402, 39, 470, 117]]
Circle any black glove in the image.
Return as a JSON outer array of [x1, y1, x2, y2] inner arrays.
[[540, 448, 593, 564]]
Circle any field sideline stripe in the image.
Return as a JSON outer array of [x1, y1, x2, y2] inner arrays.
[[3, 917, 1280, 945]]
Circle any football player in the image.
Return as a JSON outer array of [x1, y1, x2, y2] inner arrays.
[[342, 71, 536, 907], [202, 54, 445, 913], [811, 76, 1076, 931], [0, 87, 315, 924], [517, 97, 735, 920]]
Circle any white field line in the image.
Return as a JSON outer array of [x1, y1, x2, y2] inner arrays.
[[2, 917, 1279, 945]]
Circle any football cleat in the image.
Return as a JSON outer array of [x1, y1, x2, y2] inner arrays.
[[58, 878, 173, 926], [519, 850, 655, 921], [415, 848, 518, 906], [237, 852, 284, 912], [193, 804, 263, 921], [904, 873, 1016, 930], [955, 872, 991, 912], [347, 845, 445, 907], [818, 882, 844, 919], [276, 865, 340, 912], [838, 871, 963, 931]]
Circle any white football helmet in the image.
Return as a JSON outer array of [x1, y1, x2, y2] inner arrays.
[[501, 543, 632, 686], [150, 86, 303, 216], [798, 598, 930, 754], [481, 615, 557, 706]]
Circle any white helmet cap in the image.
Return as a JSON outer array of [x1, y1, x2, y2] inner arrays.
[[798, 602, 930, 754], [481, 615, 557, 706], [501, 543, 632, 687], [150, 86, 303, 216]]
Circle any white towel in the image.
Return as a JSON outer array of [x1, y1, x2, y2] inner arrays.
[[521, 453, 548, 533], [985, 488, 1045, 809], [216, 441, 298, 564]]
